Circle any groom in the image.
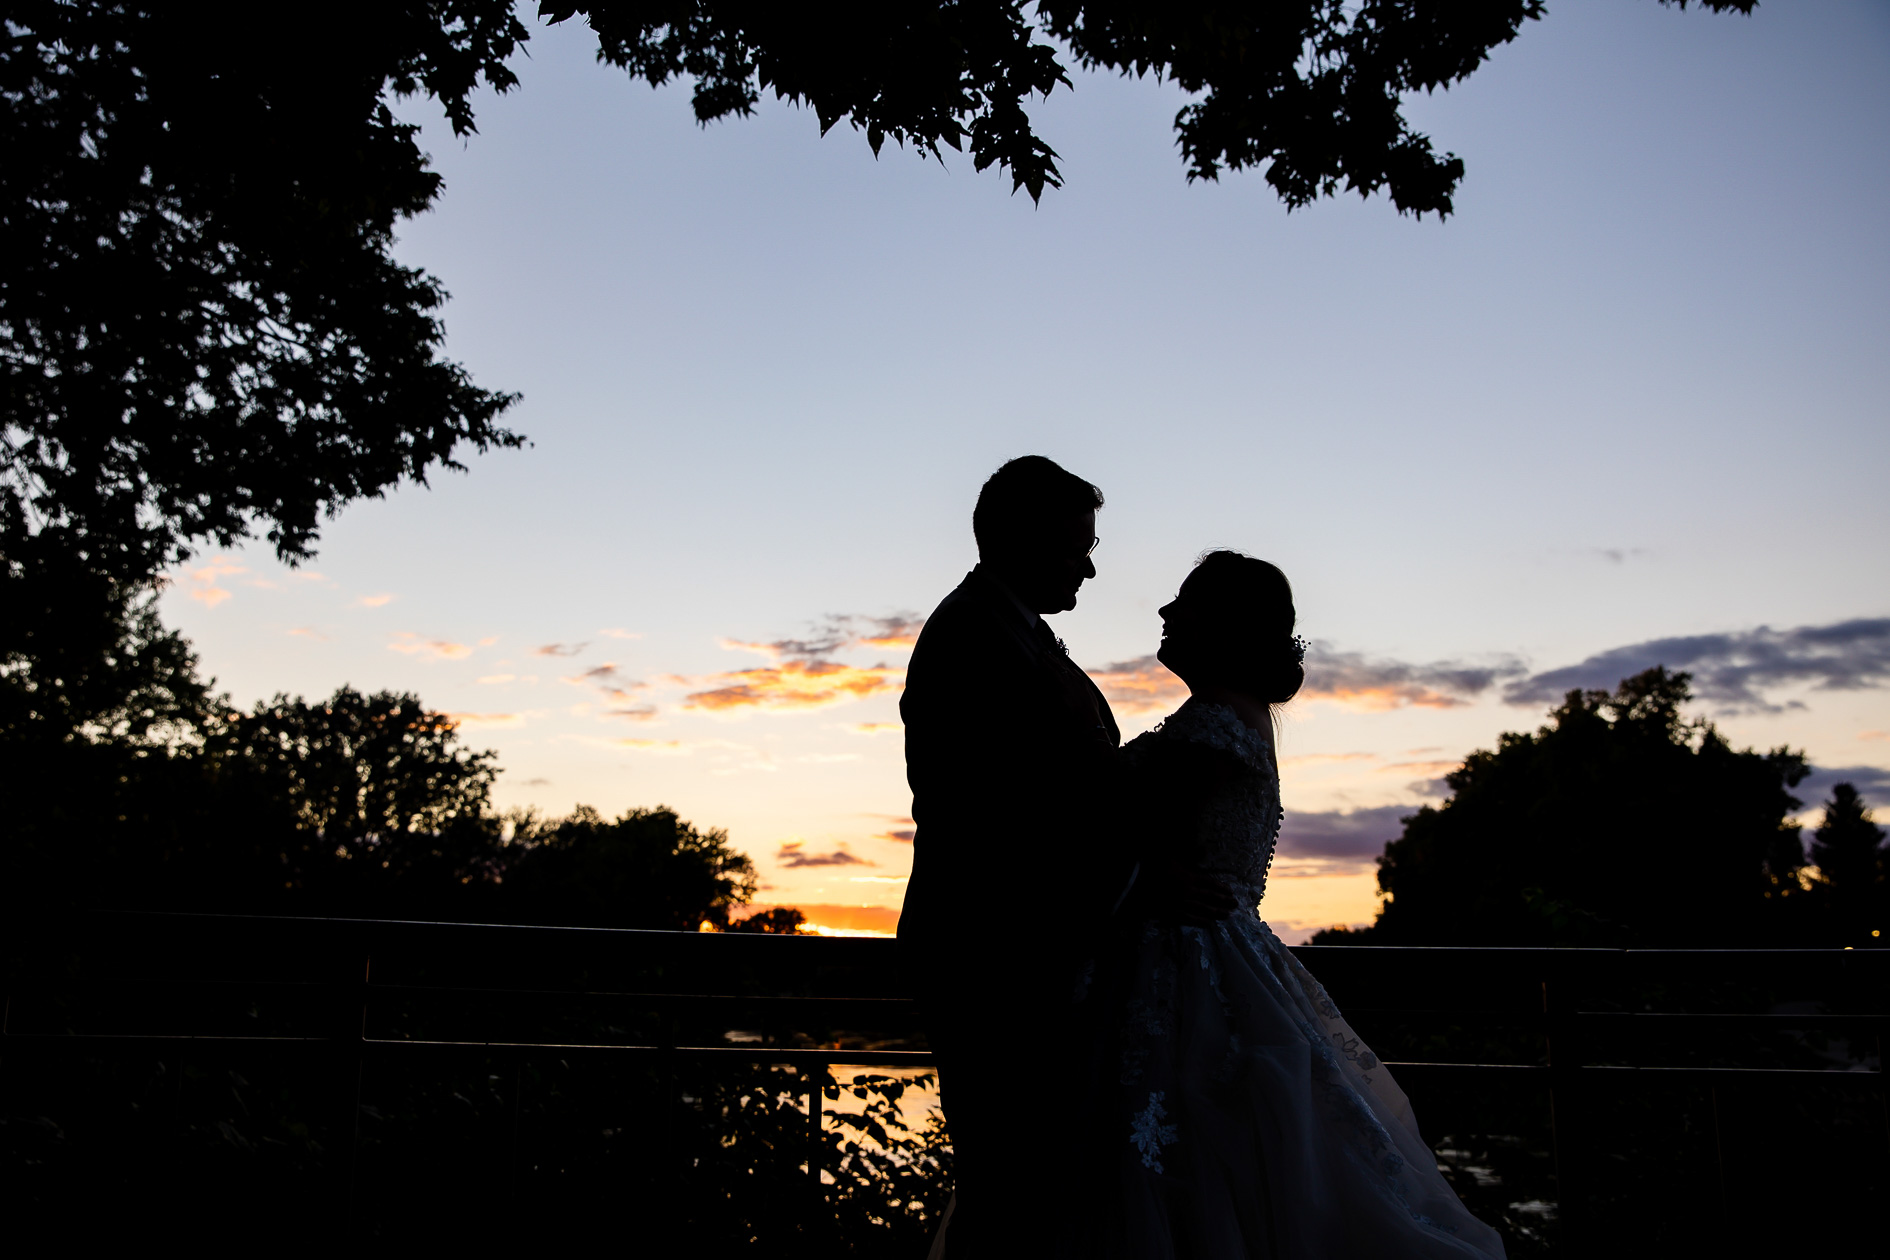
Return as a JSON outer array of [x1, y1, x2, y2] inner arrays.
[[900, 456, 1160, 1256]]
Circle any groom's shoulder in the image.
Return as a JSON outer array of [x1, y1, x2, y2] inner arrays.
[[910, 571, 1022, 667], [922, 570, 983, 622]]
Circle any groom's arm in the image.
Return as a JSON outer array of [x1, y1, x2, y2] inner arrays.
[[903, 600, 1134, 938]]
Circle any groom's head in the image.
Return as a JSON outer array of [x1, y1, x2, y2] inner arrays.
[[973, 456, 1103, 614]]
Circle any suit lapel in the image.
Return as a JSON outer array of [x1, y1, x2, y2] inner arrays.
[[963, 569, 1119, 747]]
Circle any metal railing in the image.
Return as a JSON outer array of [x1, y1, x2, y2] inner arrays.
[[5, 912, 1886, 1252]]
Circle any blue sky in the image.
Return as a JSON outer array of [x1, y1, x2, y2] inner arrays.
[[162, 0, 1890, 939]]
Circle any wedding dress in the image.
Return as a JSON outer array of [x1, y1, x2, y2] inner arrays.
[[1093, 698, 1507, 1259]]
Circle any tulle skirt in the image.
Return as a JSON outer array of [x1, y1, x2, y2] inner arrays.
[[1088, 915, 1507, 1259]]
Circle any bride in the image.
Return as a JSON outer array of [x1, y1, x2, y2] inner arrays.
[[1085, 550, 1506, 1259]]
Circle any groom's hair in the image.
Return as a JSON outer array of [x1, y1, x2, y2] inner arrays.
[[972, 456, 1104, 560]]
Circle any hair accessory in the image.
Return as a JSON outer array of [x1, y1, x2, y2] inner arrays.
[[1290, 635, 1308, 665]]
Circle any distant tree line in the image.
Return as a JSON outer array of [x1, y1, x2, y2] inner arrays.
[[1, 596, 759, 930], [1314, 668, 1886, 949]]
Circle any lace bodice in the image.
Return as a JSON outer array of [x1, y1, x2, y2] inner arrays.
[[1125, 697, 1282, 908]]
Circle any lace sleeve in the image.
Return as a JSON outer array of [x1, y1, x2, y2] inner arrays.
[[1130, 702, 1269, 771]]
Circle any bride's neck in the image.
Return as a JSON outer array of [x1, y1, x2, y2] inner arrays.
[[1187, 683, 1270, 734]]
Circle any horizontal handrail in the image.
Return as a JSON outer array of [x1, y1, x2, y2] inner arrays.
[[8, 911, 1887, 1076]]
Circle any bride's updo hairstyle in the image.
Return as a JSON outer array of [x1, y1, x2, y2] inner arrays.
[[1172, 550, 1305, 705]]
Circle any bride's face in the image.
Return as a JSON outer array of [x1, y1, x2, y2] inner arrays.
[[1157, 575, 1234, 687]]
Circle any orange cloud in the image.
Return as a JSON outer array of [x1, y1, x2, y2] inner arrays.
[[558, 661, 653, 716], [355, 593, 395, 608], [685, 660, 903, 712], [722, 614, 924, 663], [599, 627, 641, 640], [563, 663, 634, 687], [1280, 752, 1377, 768], [719, 638, 784, 659], [478, 673, 517, 685], [1089, 649, 1512, 713], [851, 722, 902, 736], [1301, 649, 1521, 710], [778, 839, 874, 868], [1382, 759, 1461, 778], [446, 712, 523, 729], [1087, 655, 1188, 714], [388, 633, 473, 661], [612, 736, 750, 756], [854, 615, 925, 651], [617, 738, 691, 754], [534, 642, 588, 657], [1301, 680, 1470, 710], [872, 816, 916, 844], [183, 556, 247, 606]]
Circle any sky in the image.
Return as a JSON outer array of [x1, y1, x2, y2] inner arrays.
[[160, 0, 1890, 942]]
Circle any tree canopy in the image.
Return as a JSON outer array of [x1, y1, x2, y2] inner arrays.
[[1321, 668, 1811, 947], [1, 647, 757, 929], [2, 2, 528, 597], [553, 1, 1753, 209], [1807, 782, 1887, 945]]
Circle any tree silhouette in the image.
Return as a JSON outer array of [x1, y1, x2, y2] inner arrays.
[[1807, 783, 1885, 946], [501, 805, 759, 931], [0, 579, 209, 745], [552, 1, 1754, 212], [728, 906, 813, 935], [3, 3, 527, 611], [1, 642, 759, 931], [1316, 668, 1809, 946], [187, 687, 505, 912]]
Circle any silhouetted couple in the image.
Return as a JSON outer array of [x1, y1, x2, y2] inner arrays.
[[899, 457, 1506, 1259]]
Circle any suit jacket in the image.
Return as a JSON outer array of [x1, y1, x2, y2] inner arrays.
[[898, 566, 1137, 1004]]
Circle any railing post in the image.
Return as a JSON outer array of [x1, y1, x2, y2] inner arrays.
[[808, 1065, 828, 1234], [1708, 1082, 1729, 1233], [1543, 961, 1587, 1254], [507, 1057, 525, 1236], [333, 941, 369, 1239], [659, 1039, 679, 1190]]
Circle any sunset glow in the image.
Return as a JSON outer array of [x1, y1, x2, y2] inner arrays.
[[154, 2, 1887, 946], [684, 659, 906, 712]]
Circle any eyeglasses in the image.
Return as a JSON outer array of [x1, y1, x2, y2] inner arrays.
[[1086, 536, 1100, 556]]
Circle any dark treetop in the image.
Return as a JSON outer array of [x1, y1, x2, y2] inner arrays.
[[2, 2, 529, 594], [1322, 668, 1818, 948]]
